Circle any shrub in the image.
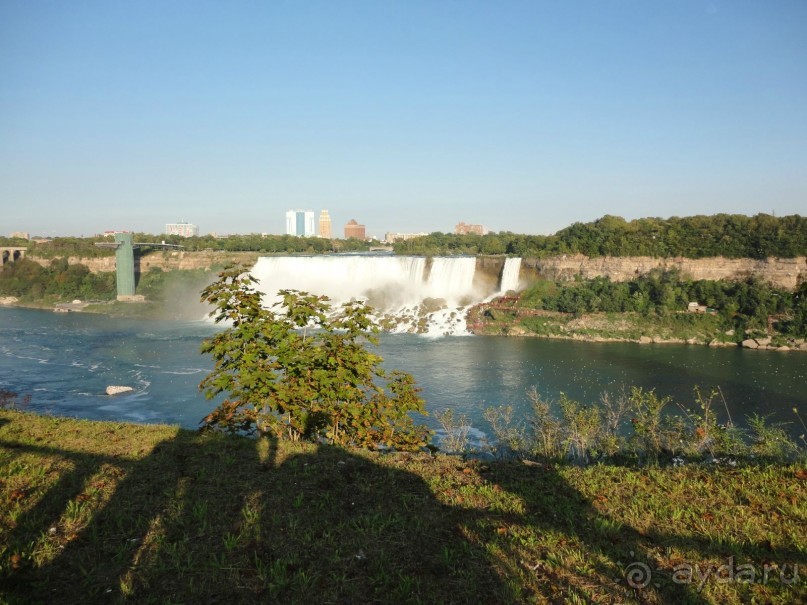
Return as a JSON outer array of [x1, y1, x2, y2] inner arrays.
[[746, 414, 800, 460], [527, 387, 563, 459], [628, 387, 673, 461], [558, 394, 602, 464], [434, 408, 472, 454], [677, 387, 746, 459], [199, 265, 430, 450], [483, 405, 529, 458]]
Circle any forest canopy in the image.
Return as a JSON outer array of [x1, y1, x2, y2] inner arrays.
[[393, 214, 807, 259]]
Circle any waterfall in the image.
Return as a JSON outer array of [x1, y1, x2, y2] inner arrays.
[[499, 257, 522, 293], [249, 255, 485, 336], [425, 257, 478, 304], [251, 255, 426, 308]]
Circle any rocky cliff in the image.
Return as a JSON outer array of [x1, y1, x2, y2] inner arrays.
[[523, 255, 805, 291], [29, 251, 261, 273], [24, 252, 806, 291]]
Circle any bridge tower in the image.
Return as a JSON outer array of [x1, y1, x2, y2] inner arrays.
[[95, 235, 182, 300], [114, 233, 136, 297]]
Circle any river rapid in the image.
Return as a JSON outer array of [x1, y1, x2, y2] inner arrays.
[[1, 307, 805, 443]]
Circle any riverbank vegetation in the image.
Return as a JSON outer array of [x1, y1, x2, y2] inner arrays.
[[471, 271, 807, 345], [0, 260, 217, 320], [394, 213, 807, 259], [468, 386, 807, 467], [0, 258, 116, 304], [1, 408, 805, 604]]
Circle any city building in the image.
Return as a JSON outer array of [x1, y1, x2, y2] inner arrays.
[[455, 222, 486, 236], [318, 210, 333, 238], [384, 232, 429, 243], [285, 210, 316, 237], [165, 222, 199, 237], [344, 219, 366, 240], [9, 232, 29, 240]]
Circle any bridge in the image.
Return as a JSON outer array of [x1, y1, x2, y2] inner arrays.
[[95, 233, 183, 300], [0, 247, 26, 267]]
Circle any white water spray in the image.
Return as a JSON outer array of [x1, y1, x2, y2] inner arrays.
[[250, 255, 520, 336]]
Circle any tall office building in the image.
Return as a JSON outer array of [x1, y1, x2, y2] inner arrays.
[[344, 219, 366, 240], [318, 210, 333, 238], [285, 210, 315, 237], [165, 222, 199, 237]]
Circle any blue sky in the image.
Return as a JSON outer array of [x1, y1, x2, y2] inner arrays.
[[1, 1, 805, 238]]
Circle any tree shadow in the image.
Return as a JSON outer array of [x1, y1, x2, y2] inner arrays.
[[473, 460, 805, 603], [2, 427, 804, 604], [2, 431, 510, 604]]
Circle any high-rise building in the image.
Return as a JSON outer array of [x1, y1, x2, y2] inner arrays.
[[165, 222, 199, 237], [285, 210, 315, 237], [318, 210, 332, 238], [455, 222, 486, 236], [344, 219, 366, 240]]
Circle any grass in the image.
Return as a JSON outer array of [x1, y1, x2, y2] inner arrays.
[[476, 309, 734, 345], [1, 410, 805, 604]]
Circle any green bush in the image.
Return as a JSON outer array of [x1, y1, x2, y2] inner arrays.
[[199, 265, 430, 450], [0, 258, 115, 301]]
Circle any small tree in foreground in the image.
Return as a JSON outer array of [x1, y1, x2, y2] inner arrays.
[[199, 265, 430, 450]]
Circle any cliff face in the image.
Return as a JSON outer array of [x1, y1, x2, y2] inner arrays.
[[29, 251, 260, 273], [523, 255, 806, 291], [25, 252, 806, 291]]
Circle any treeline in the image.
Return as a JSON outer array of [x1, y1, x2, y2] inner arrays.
[[154, 234, 372, 254], [517, 270, 807, 338], [0, 234, 373, 259], [393, 214, 807, 259], [4, 214, 805, 260], [0, 258, 116, 302]]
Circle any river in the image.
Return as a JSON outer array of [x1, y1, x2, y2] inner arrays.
[[1, 307, 805, 443]]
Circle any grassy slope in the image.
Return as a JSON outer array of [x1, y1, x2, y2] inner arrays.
[[1, 410, 805, 604]]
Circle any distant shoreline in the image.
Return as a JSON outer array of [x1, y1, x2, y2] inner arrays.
[[467, 307, 807, 352]]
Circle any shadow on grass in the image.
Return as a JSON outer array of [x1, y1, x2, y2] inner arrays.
[[478, 461, 804, 604], [2, 431, 508, 604], [1, 425, 804, 604]]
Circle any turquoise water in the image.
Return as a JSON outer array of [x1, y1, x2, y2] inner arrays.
[[1, 307, 805, 437]]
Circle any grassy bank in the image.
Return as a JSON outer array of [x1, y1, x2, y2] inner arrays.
[[1, 410, 805, 604], [468, 271, 807, 349], [469, 306, 807, 351], [469, 306, 733, 344]]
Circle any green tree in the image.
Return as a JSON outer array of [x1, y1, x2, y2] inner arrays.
[[480, 235, 505, 255], [199, 265, 430, 450]]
